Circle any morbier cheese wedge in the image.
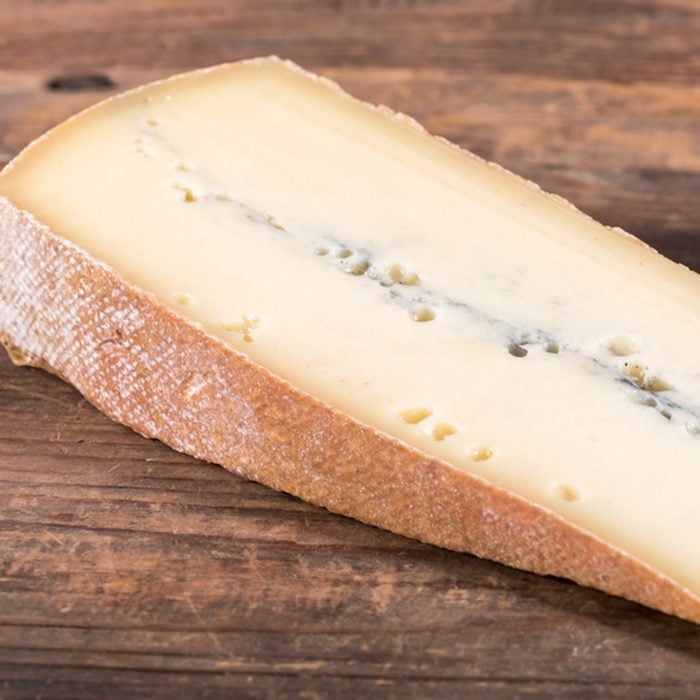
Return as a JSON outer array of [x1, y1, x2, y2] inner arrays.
[[1, 57, 699, 624]]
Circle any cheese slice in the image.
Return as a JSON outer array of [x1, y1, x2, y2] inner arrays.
[[1, 57, 699, 616]]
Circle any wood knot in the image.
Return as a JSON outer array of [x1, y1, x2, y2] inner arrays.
[[46, 74, 116, 92]]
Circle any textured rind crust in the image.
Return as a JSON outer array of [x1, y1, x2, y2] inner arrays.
[[1, 195, 699, 625]]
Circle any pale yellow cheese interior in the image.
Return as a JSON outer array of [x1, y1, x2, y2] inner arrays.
[[2, 57, 699, 593]]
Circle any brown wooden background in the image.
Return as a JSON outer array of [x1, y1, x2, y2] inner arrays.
[[1, 1, 699, 697]]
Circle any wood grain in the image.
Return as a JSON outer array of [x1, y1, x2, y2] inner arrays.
[[0, 0, 699, 697]]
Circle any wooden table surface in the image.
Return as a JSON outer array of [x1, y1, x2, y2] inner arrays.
[[1, 1, 699, 697]]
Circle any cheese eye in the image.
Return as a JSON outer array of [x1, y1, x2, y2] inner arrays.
[[399, 407, 432, 424], [555, 484, 581, 502], [411, 307, 436, 323]]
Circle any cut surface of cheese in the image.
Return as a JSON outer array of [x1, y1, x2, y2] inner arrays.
[[1, 58, 699, 614]]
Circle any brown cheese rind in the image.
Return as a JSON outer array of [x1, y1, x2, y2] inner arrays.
[[1, 195, 699, 624]]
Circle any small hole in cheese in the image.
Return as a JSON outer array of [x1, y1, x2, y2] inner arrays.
[[386, 264, 420, 286], [630, 393, 657, 408], [508, 343, 528, 358], [412, 307, 436, 323], [622, 361, 645, 387], [432, 423, 457, 441], [314, 245, 330, 256], [607, 335, 637, 357], [470, 446, 493, 462], [337, 249, 353, 259], [555, 484, 581, 502], [221, 313, 261, 341], [265, 214, 285, 231], [645, 375, 672, 393], [175, 292, 191, 305], [172, 183, 198, 202], [146, 117, 160, 127], [399, 407, 432, 424], [545, 342, 560, 354], [348, 260, 370, 276]]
